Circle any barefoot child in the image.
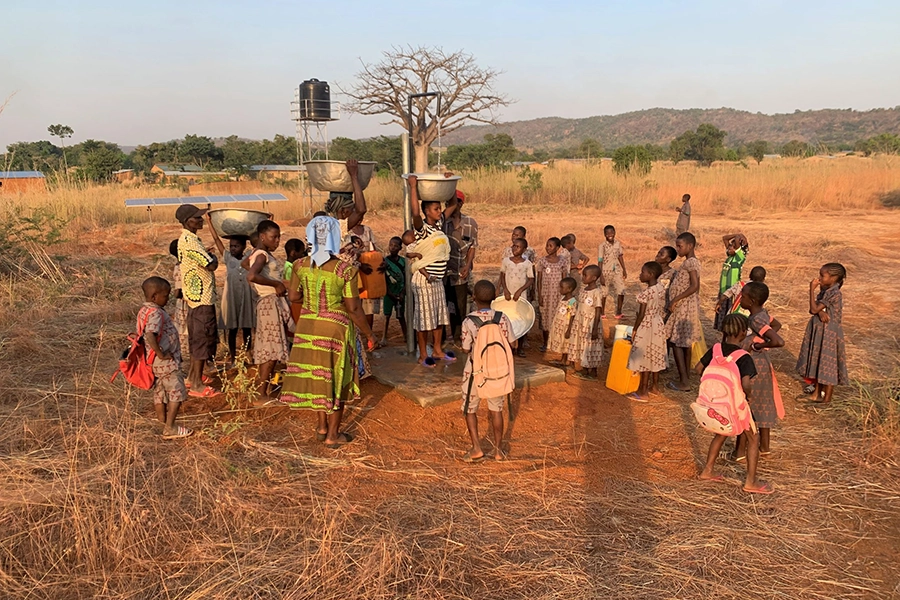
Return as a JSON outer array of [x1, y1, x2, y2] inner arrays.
[[714, 233, 748, 331], [796, 263, 848, 404], [500, 226, 537, 263], [246, 220, 294, 401], [627, 262, 667, 400], [460, 280, 516, 462], [536, 237, 569, 352], [283, 238, 307, 324], [734, 282, 785, 460], [696, 313, 772, 494], [561, 234, 588, 281], [208, 219, 254, 366], [568, 265, 605, 379], [666, 232, 702, 391], [675, 193, 691, 236], [407, 174, 457, 366], [139, 276, 192, 439], [655, 245, 677, 289], [381, 236, 408, 346], [499, 238, 535, 357], [598, 225, 627, 319], [716, 265, 766, 319], [547, 277, 577, 366], [168, 239, 190, 369]]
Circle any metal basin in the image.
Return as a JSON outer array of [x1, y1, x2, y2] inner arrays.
[[402, 173, 462, 202], [305, 160, 376, 192], [208, 208, 270, 239], [491, 297, 535, 340]]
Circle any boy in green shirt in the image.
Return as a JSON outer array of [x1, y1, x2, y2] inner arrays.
[[714, 233, 748, 331], [381, 236, 408, 347]]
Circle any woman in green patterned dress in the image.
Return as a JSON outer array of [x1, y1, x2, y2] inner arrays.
[[279, 216, 376, 448]]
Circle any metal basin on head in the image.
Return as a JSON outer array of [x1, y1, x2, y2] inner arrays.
[[208, 208, 271, 239], [402, 173, 462, 202], [305, 160, 376, 193]]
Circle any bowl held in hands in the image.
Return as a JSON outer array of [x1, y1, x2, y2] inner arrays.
[[402, 173, 462, 202], [208, 208, 271, 239], [305, 160, 376, 193]]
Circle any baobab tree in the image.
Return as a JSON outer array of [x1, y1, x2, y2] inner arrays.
[[341, 46, 510, 172]]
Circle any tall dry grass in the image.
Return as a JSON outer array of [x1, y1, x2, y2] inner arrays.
[[1, 155, 897, 232]]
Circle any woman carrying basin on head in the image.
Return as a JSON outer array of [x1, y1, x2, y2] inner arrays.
[[323, 159, 368, 245]]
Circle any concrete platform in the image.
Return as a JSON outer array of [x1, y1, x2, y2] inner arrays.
[[369, 348, 567, 408]]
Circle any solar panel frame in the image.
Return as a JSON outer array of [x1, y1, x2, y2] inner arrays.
[[124, 193, 289, 208]]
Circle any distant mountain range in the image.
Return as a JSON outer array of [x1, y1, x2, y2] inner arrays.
[[441, 107, 900, 149]]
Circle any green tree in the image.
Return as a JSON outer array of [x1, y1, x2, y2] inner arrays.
[[180, 134, 222, 168], [577, 138, 603, 159], [47, 124, 74, 171], [4, 141, 62, 171], [81, 145, 124, 182], [781, 140, 811, 157], [612, 145, 652, 176], [747, 140, 769, 164], [669, 124, 726, 165], [444, 133, 518, 170]]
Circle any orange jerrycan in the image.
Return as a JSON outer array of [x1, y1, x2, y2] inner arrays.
[[358, 251, 386, 299], [605, 339, 640, 395]]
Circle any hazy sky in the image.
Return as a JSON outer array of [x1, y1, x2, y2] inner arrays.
[[1, 0, 898, 149]]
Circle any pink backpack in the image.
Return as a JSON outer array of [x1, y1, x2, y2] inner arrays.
[[690, 344, 756, 436], [463, 312, 515, 410]]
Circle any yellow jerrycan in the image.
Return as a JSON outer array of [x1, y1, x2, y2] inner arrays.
[[605, 339, 640, 395]]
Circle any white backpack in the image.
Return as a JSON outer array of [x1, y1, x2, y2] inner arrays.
[[463, 312, 515, 411]]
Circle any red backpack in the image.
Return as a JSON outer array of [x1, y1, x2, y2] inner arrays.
[[463, 311, 515, 411], [690, 344, 756, 436], [110, 309, 157, 390]]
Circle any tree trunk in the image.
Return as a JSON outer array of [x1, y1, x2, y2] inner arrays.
[[414, 143, 429, 173]]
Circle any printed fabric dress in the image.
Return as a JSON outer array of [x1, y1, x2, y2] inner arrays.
[[220, 251, 256, 330], [796, 284, 848, 386], [279, 257, 362, 412], [547, 297, 577, 355], [537, 256, 569, 332], [627, 283, 667, 373], [567, 286, 605, 369], [249, 249, 294, 365], [170, 263, 190, 367], [665, 257, 703, 347], [742, 310, 784, 428]]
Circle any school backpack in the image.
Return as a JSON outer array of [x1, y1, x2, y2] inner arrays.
[[463, 312, 515, 411], [109, 309, 156, 391], [690, 343, 756, 436]]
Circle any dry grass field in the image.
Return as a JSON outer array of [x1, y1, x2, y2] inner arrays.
[[1, 157, 899, 599]]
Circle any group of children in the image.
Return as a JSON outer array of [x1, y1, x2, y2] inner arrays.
[[133, 196, 851, 495]]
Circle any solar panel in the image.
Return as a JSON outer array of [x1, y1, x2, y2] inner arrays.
[[124, 193, 289, 208]]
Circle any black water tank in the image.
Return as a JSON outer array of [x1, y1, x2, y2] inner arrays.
[[298, 79, 331, 121]]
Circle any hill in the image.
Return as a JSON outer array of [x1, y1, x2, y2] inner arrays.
[[441, 107, 900, 149]]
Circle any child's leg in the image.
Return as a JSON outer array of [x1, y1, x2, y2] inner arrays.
[[742, 428, 769, 492], [227, 328, 238, 361], [671, 346, 691, 390], [164, 400, 181, 432], [464, 412, 484, 459], [256, 360, 276, 398], [637, 372, 649, 397], [600, 295, 608, 317], [759, 428, 771, 453], [365, 314, 374, 330], [398, 307, 408, 340], [649, 372, 660, 394], [154, 402, 167, 424], [732, 433, 746, 461], [489, 409, 504, 458], [542, 329, 549, 348], [516, 335, 526, 357], [616, 294, 624, 317], [700, 434, 728, 479], [818, 384, 834, 403], [381, 313, 391, 344]]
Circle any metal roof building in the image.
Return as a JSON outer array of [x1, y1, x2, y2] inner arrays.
[[0, 171, 46, 193]]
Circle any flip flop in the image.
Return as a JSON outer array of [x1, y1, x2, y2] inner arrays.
[[733, 455, 747, 463], [162, 425, 193, 440], [615, 314, 625, 320], [188, 385, 221, 398], [184, 375, 214, 389], [420, 357, 437, 368], [626, 393, 649, 403], [572, 371, 596, 381], [324, 432, 354, 449], [315, 431, 327, 442], [743, 481, 775, 495], [460, 451, 485, 463], [666, 381, 691, 393], [440, 351, 457, 363]]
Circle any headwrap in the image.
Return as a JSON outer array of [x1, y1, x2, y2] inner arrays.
[[306, 215, 342, 268], [324, 192, 354, 216]]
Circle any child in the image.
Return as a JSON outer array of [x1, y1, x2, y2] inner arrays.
[[655, 245, 677, 290], [598, 225, 627, 319], [460, 280, 517, 462], [546, 277, 578, 367], [500, 226, 537, 263], [381, 236, 408, 346], [716, 265, 766, 318], [499, 238, 535, 357], [568, 265, 605, 379], [714, 233, 748, 331], [796, 263, 848, 404], [627, 262, 667, 400], [407, 174, 457, 366], [139, 276, 192, 439], [208, 219, 255, 366], [696, 313, 772, 495], [733, 282, 785, 460], [283, 238, 307, 324], [675, 193, 691, 236], [666, 232, 702, 391], [168, 239, 190, 370], [536, 237, 569, 352], [561, 234, 589, 280], [246, 220, 294, 401]]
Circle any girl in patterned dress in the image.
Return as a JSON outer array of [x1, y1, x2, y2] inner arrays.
[[666, 233, 702, 392], [796, 263, 848, 404], [500, 238, 535, 357], [627, 262, 668, 399], [735, 282, 785, 460], [547, 277, 578, 366], [536, 237, 570, 352], [568, 265, 605, 379]]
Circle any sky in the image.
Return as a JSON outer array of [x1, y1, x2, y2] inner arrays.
[[1, 0, 898, 149]]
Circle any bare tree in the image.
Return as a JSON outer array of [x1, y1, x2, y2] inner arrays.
[[341, 46, 511, 172]]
